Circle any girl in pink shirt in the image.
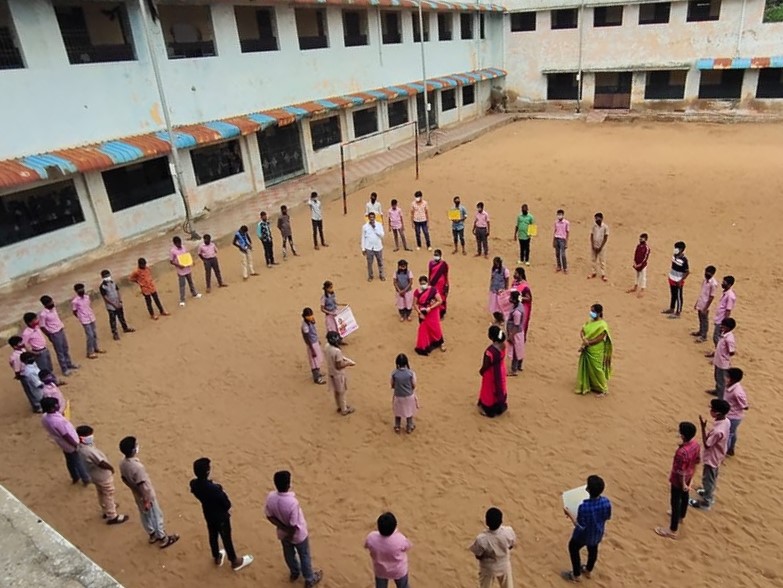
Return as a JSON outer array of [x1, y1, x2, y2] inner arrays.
[[364, 512, 412, 588]]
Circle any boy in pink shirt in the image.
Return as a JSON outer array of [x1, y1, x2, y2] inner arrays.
[[708, 318, 736, 399], [707, 275, 736, 354], [197, 234, 226, 292], [365, 512, 412, 588], [691, 266, 718, 342], [71, 283, 105, 359], [170, 235, 202, 306], [690, 399, 731, 511], [39, 370, 67, 415], [387, 199, 411, 252], [723, 368, 749, 456]]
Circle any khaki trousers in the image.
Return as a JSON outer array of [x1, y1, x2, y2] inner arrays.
[[240, 250, 255, 279], [479, 565, 513, 588], [591, 248, 607, 277], [94, 478, 117, 519]]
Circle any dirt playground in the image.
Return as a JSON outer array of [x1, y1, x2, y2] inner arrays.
[[1, 119, 782, 588]]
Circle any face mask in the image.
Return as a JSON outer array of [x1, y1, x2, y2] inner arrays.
[[419, 284, 428, 291], [415, 197, 422, 202], [134, 445, 140, 455], [45, 304, 55, 310], [82, 435, 94, 446], [589, 311, 598, 319], [673, 248, 680, 255], [557, 214, 564, 220], [434, 256, 441, 261], [103, 276, 112, 282]]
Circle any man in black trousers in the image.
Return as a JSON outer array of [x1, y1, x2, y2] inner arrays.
[[190, 457, 254, 571]]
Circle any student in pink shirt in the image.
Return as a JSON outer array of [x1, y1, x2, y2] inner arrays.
[[22, 312, 55, 374], [364, 512, 412, 588], [40, 396, 90, 485], [197, 233, 226, 293], [708, 318, 736, 399], [691, 266, 718, 343], [553, 209, 570, 273], [264, 471, 323, 587], [38, 295, 79, 376], [170, 235, 202, 306], [473, 202, 491, 258], [39, 370, 67, 415], [690, 399, 731, 511], [387, 199, 411, 252], [71, 283, 105, 359], [723, 368, 749, 456], [707, 275, 736, 354]]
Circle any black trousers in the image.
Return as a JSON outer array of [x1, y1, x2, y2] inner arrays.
[[311, 220, 325, 246], [669, 283, 684, 314], [144, 292, 165, 316], [518, 239, 530, 262], [670, 485, 689, 532], [262, 240, 275, 264], [107, 307, 129, 335], [207, 517, 237, 562], [568, 539, 598, 578]]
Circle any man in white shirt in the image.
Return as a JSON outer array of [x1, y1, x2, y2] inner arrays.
[[305, 192, 328, 250], [365, 192, 383, 218], [361, 212, 385, 282]]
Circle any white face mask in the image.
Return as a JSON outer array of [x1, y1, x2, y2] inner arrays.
[[415, 197, 422, 202], [82, 435, 94, 446], [103, 276, 112, 282], [673, 248, 681, 255], [419, 284, 428, 291], [434, 256, 441, 262], [134, 445, 140, 455]]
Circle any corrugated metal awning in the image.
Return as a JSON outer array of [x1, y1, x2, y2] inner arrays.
[[0, 67, 505, 190], [162, 0, 505, 11], [541, 63, 691, 74], [697, 56, 783, 70]]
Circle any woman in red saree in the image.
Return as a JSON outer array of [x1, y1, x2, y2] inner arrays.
[[413, 275, 446, 356], [511, 267, 533, 340], [427, 249, 449, 318], [477, 326, 508, 418]]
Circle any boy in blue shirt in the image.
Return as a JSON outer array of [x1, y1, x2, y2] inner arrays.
[[562, 475, 612, 582]]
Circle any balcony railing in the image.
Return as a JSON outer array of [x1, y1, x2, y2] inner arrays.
[[167, 40, 216, 59], [65, 44, 135, 64]]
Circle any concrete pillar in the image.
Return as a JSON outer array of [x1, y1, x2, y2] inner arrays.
[[9, 0, 69, 67], [245, 133, 266, 193], [276, 7, 299, 52], [740, 69, 759, 105], [212, 3, 241, 56], [82, 172, 120, 246], [684, 67, 701, 101], [630, 71, 647, 110], [580, 72, 595, 109]]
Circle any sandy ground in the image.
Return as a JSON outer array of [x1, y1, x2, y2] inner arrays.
[[2, 119, 783, 588]]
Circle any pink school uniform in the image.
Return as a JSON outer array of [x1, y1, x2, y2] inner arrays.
[[301, 320, 324, 371], [394, 269, 414, 312], [388, 207, 404, 230], [713, 331, 736, 370], [42, 381, 66, 415], [391, 367, 418, 420], [71, 295, 96, 325], [364, 529, 412, 582], [488, 267, 510, 315], [506, 304, 525, 370]]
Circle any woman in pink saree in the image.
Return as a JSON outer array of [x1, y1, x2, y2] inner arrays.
[[427, 249, 449, 318], [511, 266, 533, 340], [413, 275, 446, 356], [477, 325, 508, 418]]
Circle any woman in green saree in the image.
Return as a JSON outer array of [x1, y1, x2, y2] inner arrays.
[[576, 303, 613, 396]]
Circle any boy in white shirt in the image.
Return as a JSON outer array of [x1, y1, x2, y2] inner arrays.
[[469, 507, 516, 588]]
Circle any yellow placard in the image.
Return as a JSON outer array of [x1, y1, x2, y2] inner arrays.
[[448, 209, 463, 221], [63, 400, 71, 421], [177, 253, 194, 267], [527, 224, 538, 237]]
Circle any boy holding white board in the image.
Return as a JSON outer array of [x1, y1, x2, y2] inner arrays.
[[561, 475, 612, 583]]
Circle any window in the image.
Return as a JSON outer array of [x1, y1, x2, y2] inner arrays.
[[510, 12, 537, 32], [593, 72, 632, 109], [412, 12, 430, 42], [547, 73, 579, 100], [698, 69, 744, 100], [644, 70, 687, 99], [687, 0, 721, 22], [0, 180, 85, 247], [460, 13, 474, 39], [462, 84, 475, 105], [296, 8, 328, 50], [764, 0, 783, 22], [441, 88, 457, 111], [0, 0, 23, 69], [479, 14, 485, 39], [756, 68, 783, 98], [235, 6, 278, 52], [257, 123, 305, 186], [551, 8, 578, 29], [388, 100, 409, 127], [191, 140, 244, 186], [352, 107, 378, 138], [310, 116, 342, 150], [158, 4, 216, 59], [382, 11, 401, 44], [639, 2, 671, 24], [343, 10, 369, 47], [438, 13, 453, 40], [53, 1, 135, 64], [593, 6, 623, 27], [102, 157, 175, 213]]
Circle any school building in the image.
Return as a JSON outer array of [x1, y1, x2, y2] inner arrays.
[[0, 0, 781, 291], [503, 0, 783, 111]]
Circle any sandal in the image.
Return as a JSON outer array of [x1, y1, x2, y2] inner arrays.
[[406, 424, 416, 434], [148, 533, 159, 544], [654, 527, 678, 540], [394, 426, 401, 433], [106, 514, 128, 525], [316, 377, 326, 385], [159, 534, 180, 549], [561, 570, 581, 583]]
